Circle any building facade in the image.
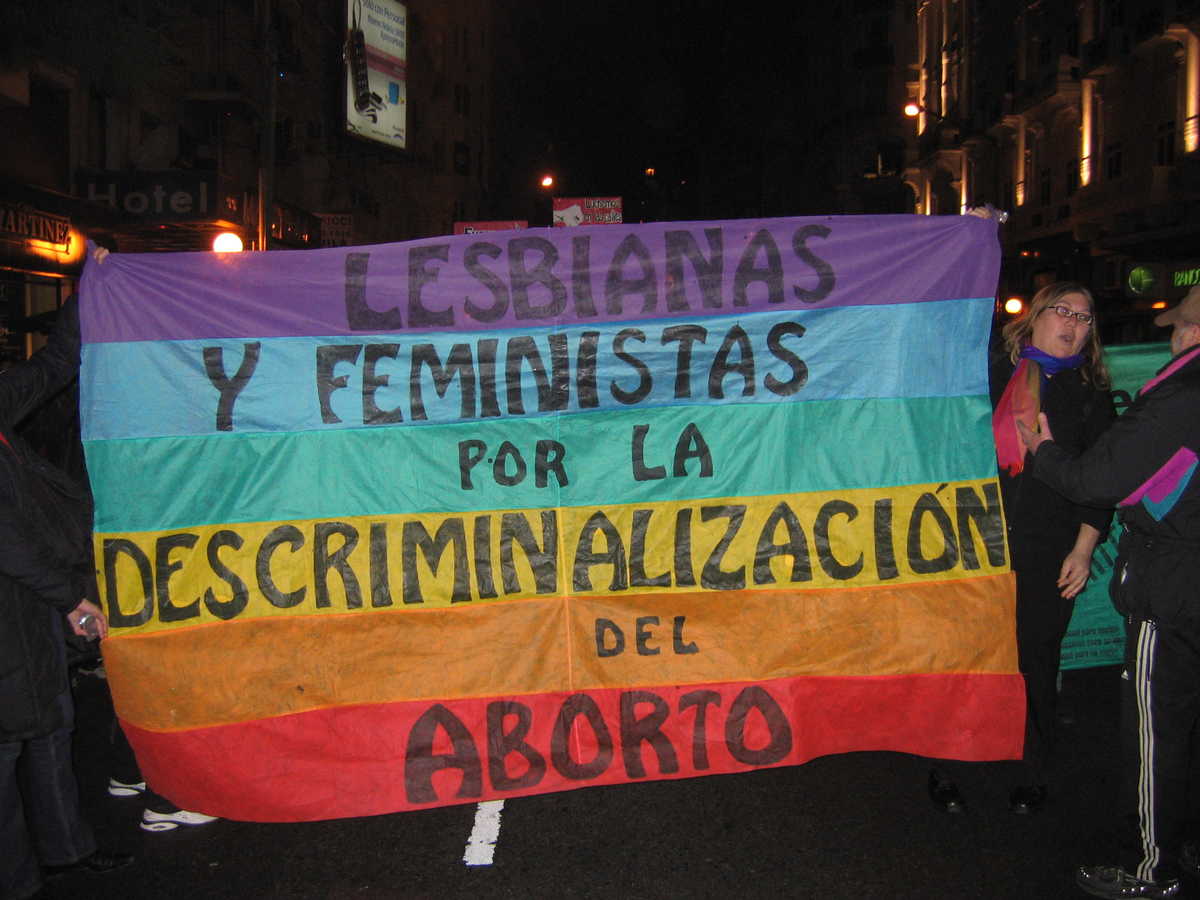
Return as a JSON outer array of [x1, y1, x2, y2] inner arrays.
[[1, 0, 500, 359], [904, 0, 1200, 342]]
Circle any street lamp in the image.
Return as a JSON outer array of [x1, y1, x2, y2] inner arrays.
[[212, 232, 245, 253], [539, 174, 555, 189]]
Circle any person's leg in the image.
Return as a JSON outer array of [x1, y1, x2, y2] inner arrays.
[[1130, 620, 1200, 883], [17, 692, 96, 867], [0, 739, 42, 900], [108, 715, 145, 794], [1013, 559, 1075, 789]]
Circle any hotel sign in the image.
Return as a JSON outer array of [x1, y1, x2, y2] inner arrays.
[[76, 171, 218, 222]]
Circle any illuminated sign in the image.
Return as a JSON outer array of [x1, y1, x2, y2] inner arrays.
[[344, 0, 407, 151], [453, 221, 527, 234], [77, 171, 219, 222], [0, 202, 70, 247], [551, 196, 623, 226], [1126, 265, 1157, 296], [1172, 265, 1200, 288], [1124, 260, 1200, 300]]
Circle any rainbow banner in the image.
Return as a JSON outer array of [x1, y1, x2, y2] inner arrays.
[[81, 214, 1020, 822]]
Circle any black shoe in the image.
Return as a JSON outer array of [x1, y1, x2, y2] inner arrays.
[[1076, 865, 1180, 898], [1009, 784, 1047, 814], [928, 771, 966, 813], [43, 850, 134, 879]]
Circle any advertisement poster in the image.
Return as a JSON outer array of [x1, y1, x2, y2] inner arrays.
[[344, 0, 407, 150], [552, 197, 623, 227]]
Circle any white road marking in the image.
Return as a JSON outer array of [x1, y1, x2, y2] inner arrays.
[[463, 800, 505, 866]]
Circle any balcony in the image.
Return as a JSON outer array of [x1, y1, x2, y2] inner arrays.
[[1082, 30, 1130, 75], [1132, 9, 1166, 46], [1010, 58, 1082, 115]]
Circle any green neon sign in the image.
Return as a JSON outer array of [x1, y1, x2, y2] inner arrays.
[[1127, 265, 1156, 296]]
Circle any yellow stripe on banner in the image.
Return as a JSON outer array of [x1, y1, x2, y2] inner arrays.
[[97, 478, 1008, 636], [105, 574, 1015, 732]]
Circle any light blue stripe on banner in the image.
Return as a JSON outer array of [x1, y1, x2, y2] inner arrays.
[[82, 297, 992, 441]]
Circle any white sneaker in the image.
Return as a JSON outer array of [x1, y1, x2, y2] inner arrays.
[[140, 808, 220, 832], [107, 777, 146, 797]]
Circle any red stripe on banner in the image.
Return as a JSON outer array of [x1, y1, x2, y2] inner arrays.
[[122, 672, 1025, 822]]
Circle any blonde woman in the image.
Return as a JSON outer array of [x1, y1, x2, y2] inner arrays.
[[930, 282, 1115, 814]]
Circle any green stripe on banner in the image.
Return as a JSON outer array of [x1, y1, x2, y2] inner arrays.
[[87, 393, 995, 533], [1061, 341, 1171, 670]]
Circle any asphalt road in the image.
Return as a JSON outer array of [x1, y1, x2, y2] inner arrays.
[[34, 662, 1185, 900]]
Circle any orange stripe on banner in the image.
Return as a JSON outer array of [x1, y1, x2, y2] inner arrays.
[[105, 574, 1015, 732], [121, 672, 1026, 822], [569, 573, 1016, 690]]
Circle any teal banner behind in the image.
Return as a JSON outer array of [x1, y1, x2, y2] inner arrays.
[[1060, 342, 1171, 669]]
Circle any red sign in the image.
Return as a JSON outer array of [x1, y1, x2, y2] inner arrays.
[[552, 197, 623, 227], [453, 220, 527, 235]]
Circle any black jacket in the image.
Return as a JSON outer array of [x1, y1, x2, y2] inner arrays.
[[0, 297, 93, 742], [990, 356, 1114, 562], [1031, 345, 1200, 626]]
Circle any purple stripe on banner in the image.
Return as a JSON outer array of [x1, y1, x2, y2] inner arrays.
[[80, 214, 1000, 344]]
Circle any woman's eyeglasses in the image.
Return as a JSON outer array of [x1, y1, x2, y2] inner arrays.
[[1047, 304, 1094, 325]]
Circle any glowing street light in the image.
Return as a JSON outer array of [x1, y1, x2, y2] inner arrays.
[[903, 102, 921, 118], [539, 174, 555, 189], [212, 232, 244, 253], [1004, 296, 1024, 315]]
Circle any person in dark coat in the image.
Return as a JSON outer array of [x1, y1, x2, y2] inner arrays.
[[928, 281, 1115, 815], [1021, 287, 1200, 900], [0, 292, 132, 900]]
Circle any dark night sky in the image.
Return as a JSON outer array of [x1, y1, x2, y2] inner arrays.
[[497, 3, 806, 224]]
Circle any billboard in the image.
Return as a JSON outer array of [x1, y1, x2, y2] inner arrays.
[[552, 197, 623, 227], [344, 0, 407, 150]]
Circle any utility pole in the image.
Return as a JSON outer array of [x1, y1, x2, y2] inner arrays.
[[256, 0, 277, 251]]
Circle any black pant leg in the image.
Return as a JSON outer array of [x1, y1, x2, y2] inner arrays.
[[1129, 619, 1200, 883], [1014, 559, 1075, 784]]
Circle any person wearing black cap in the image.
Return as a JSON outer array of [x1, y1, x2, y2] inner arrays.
[[1019, 286, 1200, 899]]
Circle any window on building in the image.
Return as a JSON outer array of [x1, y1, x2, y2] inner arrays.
[[453, 141, 470, 176], [1105, 0, 1125, 28], [1156, 120, 1176, 166], [1038, 36, 1053, 67], [1065, 21, 1079, 57], [453, 84, 471, 117], [1104, 142, 1123, 179], [1039, 167, 1052, 206], [1065, 158, 1079, 196]]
